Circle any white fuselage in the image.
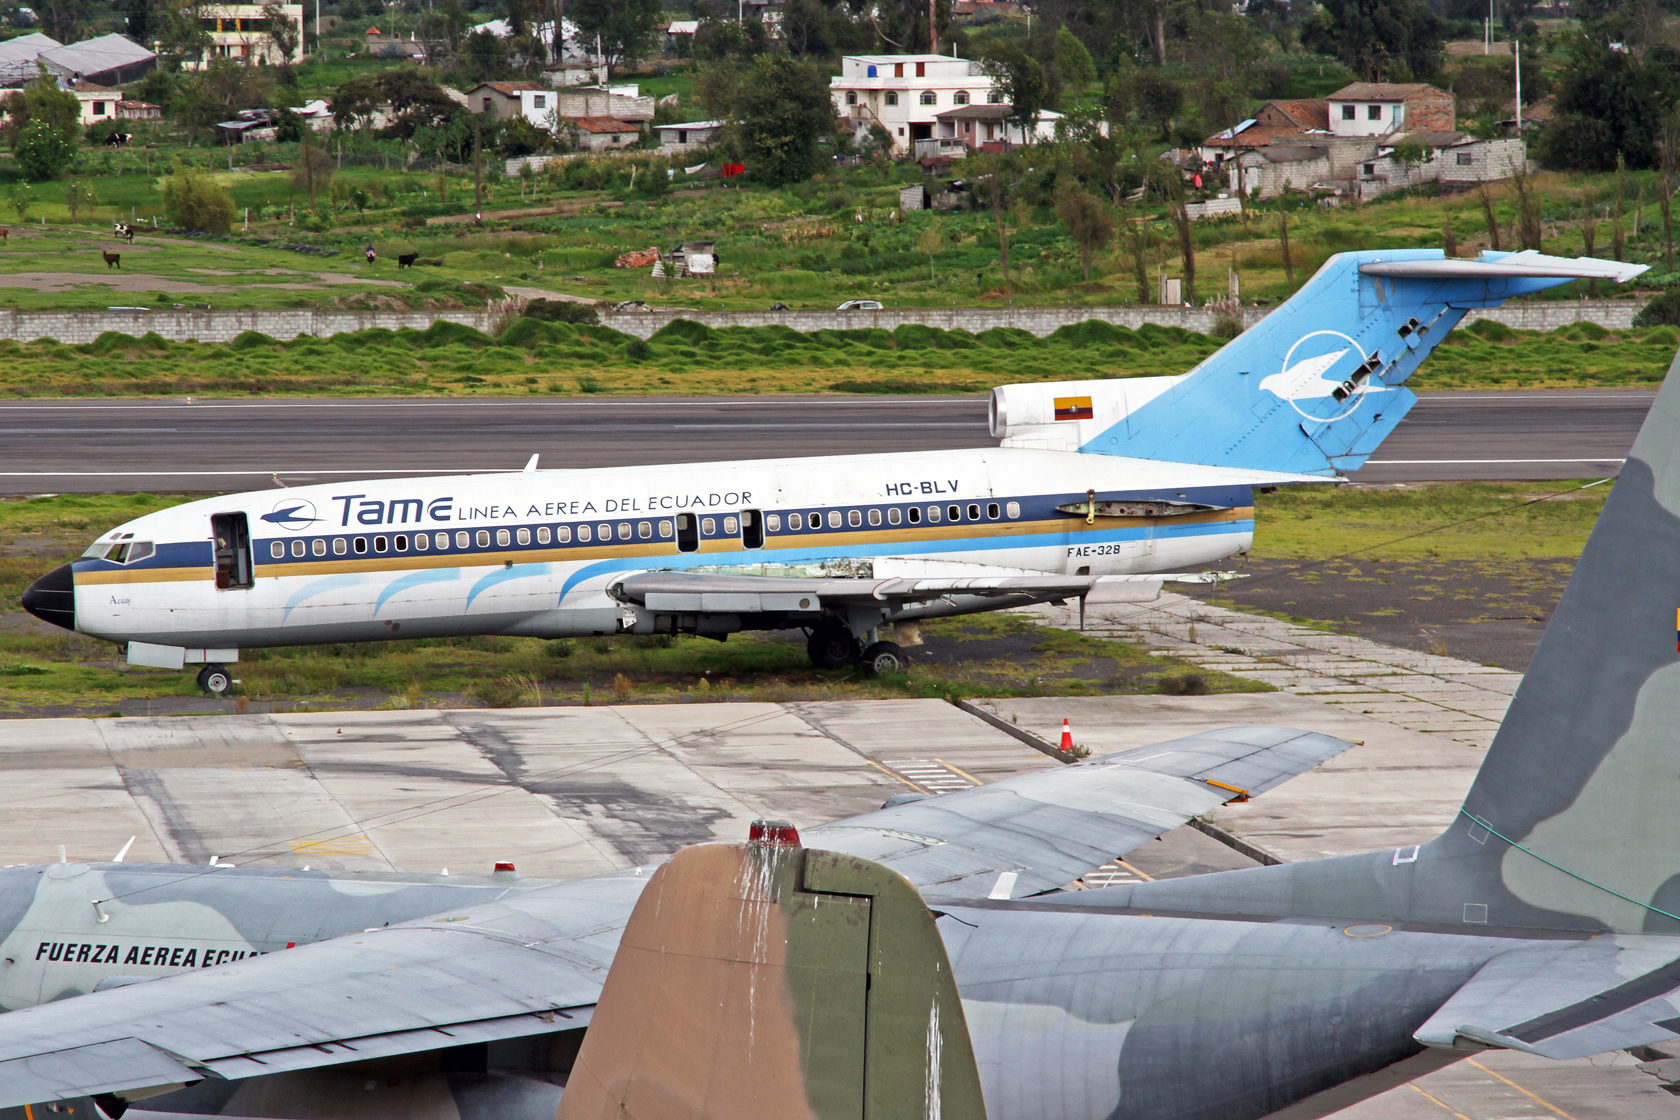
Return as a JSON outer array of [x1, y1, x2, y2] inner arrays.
[[66, 448, 1278, 650]]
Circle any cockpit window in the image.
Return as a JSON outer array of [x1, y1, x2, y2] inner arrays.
[[84, 535, 153, 563]]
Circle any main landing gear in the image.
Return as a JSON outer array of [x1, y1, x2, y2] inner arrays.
[[196, 664, 233, 697], [807, 623, 909, 677]]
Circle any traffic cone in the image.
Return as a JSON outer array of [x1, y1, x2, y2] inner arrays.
[[1059, 719, 1074, 752]]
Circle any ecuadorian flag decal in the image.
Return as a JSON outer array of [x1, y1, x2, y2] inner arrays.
[[1054, 396, 1095, 422]]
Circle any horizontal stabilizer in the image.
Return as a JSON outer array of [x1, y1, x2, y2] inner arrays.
[[1416, 937, 1680, 1058], [809, 726, 1354, 898], [1359, 251, 1649, 284]]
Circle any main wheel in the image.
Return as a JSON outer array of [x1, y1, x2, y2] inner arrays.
[[860, 641, 909, 677], [196, 664, 232, 697], [807, 626, 861, 670]]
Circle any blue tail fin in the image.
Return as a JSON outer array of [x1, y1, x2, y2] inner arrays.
[[993, 250, 1645, 478]]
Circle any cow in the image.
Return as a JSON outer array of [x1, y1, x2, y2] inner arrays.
[[397, 253, 418, 269], [113, 222, 133, 243], [102, 251, 120, 269], [0, 228, 10, 243], [103, 132, 131, 147]]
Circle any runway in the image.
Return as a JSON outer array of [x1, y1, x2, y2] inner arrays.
[[0, 389, 1648, 493]]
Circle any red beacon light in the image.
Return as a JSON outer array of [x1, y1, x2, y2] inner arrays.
[[748, 819, 801, 848]]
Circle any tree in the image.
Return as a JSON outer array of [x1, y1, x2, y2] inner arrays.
[[375, 69, 459, 138], [1129, 70, 1183, 139], [1054, 27, 1096, 101], [63, 180, 97, 222], [262, 3, 299, 62], [173, 61, 275, 138], [1055, 185, 1113, 280], [980, 43, 1050, 143], [15, 119, 75, 180], [2, 65, 82, 152], [332, 76, 381, 131], [1122, 217, 1152, 303], [701, 55, 834, 186], [38, 0, 88, 42], [1303, 0, 1446, 82], [1174, 201, 1195, 304], [162, 163, 235, 233], [1535, 39, 1679, 171], [569, 0, 661, 74], [291, 134, 333, 206], [457, 29, 516, 83]]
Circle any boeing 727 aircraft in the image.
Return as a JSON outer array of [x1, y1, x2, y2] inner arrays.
[[21, 250, 1642, 692]]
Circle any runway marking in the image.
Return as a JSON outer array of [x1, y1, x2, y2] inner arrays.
[[1407, 1082, 1476, 1119], [885, 759, 974, 792], [1365, 458, 1626, 465], [932, 758, 985, 786], [1464, 1057, 1579, 1120]]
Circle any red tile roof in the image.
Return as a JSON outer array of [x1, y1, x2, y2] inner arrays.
[[575, 115, 639, 133]]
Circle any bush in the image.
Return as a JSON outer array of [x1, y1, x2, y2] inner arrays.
[[523, 298, 599, 325], [1634, 289, 1680, 329], [14, 119, 73, 181], [161, 164, 235, 234]]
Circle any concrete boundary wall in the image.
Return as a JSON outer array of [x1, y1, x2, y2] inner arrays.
[[0, 299, 1646, 345]]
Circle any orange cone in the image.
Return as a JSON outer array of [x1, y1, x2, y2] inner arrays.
[[1060, 719, 1074, 752]]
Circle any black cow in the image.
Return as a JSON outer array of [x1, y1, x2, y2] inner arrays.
[[397, 253, 418, 269]]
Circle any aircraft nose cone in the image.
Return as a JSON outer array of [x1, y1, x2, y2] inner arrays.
[[21, 562, 75, 631]]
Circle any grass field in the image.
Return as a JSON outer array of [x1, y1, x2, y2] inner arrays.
[[0, 310, 1673, 397]]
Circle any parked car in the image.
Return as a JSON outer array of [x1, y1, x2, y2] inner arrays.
[[836, 299, 884, 311]]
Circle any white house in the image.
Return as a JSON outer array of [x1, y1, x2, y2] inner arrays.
[[655, 119, 724, 153], [830, 54, 999, 154], [186, 4, 304, 68], [1325, 82, 1456, 138]]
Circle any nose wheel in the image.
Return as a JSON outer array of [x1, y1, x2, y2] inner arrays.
[[196, 664, 233, 697]]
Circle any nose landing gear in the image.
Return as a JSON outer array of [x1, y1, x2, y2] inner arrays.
[[196, 664, 233, 697]]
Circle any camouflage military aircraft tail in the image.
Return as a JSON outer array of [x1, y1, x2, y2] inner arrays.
[[558, 822, 984, 1120]]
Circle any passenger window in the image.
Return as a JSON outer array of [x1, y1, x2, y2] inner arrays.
[[789, 513, 803, 530], [553, 526, 569, 543], [702, 517, 716, 536], [441, 532, 455, 549], [766, 514, 781, 532], [741, 510, 763, 548], [676, 513, 698, 552], [537, 526, 551, 544], [828, 511, 842, 528], [968, 504, 981, 521], [600, 523, 612, 540], [1006, 501, 1021, 518], [888, 508, 902, 525], [808, 511, 821, 527], [578, 524, 592, 543], [395, 535, 408, 551], [312, 539, 327, 556], [617, 523, 631, 541], [927, 506, 941, 523], [270, 541, 284, 559], [496, 529, 510, 547], [847, 510, 862, 528], [475, 530, 489, 548], [354, 537, 368, 554], [333, 538, 348, 556], [414, 534, 427, 551], [987, 502, 1000, 519], [374, 536, 387, 552], [868, 509, 881, 526], [292, 540, 305, 557], [724, 515, 739, 535], [455, 531, 469, 548], [908, 507, 921, 524], [517, 528, 531, 545], [948, 505, 961, 522], [211, 512, 253, 589], [638, 521, 651, 539]]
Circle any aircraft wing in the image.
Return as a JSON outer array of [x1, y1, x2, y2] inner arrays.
[[0, 725, 1351, 1106], [1416, 936, 1680, 1058], [609, 569, 1176, 614], [809, 726, 1355, 899]]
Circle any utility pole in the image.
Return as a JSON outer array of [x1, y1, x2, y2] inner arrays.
[[928, 0, 937, 54], [473, 115, 483, 218], [1514, 36, 1522, 135]]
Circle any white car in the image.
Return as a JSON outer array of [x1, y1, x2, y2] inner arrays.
[[835, 299, 884, 310]]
